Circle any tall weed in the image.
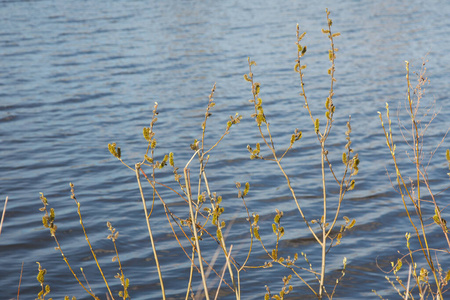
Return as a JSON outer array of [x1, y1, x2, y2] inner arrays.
[[375, 59, 450, 299]]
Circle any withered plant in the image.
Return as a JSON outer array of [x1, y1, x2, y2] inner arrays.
[[375, 60, 450, 300]]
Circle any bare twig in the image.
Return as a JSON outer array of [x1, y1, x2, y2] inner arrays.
[[0, 196, 8, 237], [17, 261, 23, 300]]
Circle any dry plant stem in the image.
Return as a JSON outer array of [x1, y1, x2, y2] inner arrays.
[[201, 84, 216, 155], [184, 151, 210, 300], [186, 254, 195, 300], [135, 163, 166, 300], [325, 156, 350, 239], [110, 237, 126, 299], [417, 170, 450, 248], [140, 172, 200, 252], [17, 261, 23, 300], [43, 210, 99, 298], [405, 264, 412, 300], [0, 196, 8, 237], [201, 169, 239, 299], [80, 267, 95, 295], [320, 142, 327, 299], [407, 65, 441, 299], [234, 192, 255, 298], [40, 193, 99, 298], [214, 245, 233, 300], [70, 184, 115, 300], [198, 85, 240, 299], [238, 199, 254, 271], [379, 61, 443, 299], [61, 245, 98, 298], [298, 10, 336, 298], [406, 240, 423, 296], [313, 11, 339, 298], [140, 172, 201, 268], [405, 62, 443, 298], [380, 111, 440, 296]]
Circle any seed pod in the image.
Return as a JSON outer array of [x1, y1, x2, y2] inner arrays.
[[348, 219, 356, 229], [243, 182, 250, 196], [353, 158, 360, 168], [301, 45, 307, 55], [298, 32, 306, 41], [253, 82, 261, 95], [169, 152, 174, 166], [274, 214, 280, 224], [348, 180, 355, 191], [143, 128, 150, 141], [272, 249, 277, 260], [244, 73, 252, 82], [254, 227, 260, 240], [108, 143, 117, 157], [253, 214, 259, 225], [314, 118, 320, 134], [342, 152, 347, 164]]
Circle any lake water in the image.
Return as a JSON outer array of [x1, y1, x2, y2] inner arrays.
[[1, 0, 450, 299]]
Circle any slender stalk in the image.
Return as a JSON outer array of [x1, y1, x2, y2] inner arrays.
[[214, 245, 233, 300], [185, 250, 195, 300], [135, 163, 166, 300], [0, 196, 8, 237], [17, 261, 23, 300], [184, 152, 210, 300], [70, 184, 115, 300], [82, 228, 112, 297], [406, 61, 442, 299], [40, 196, 100, 299], [378, 61, 444, 299], [405, 264, 412, 300], [319, 141, 327, 299], [201, 170, 239, 296]]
